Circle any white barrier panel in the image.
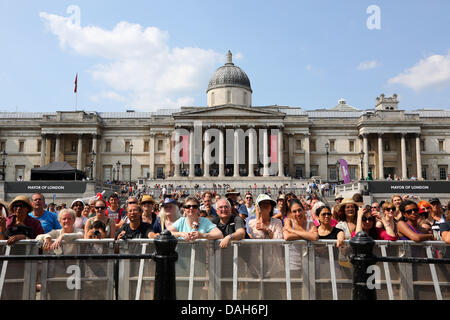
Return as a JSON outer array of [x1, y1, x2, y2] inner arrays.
[[0, 239, 449, 300]]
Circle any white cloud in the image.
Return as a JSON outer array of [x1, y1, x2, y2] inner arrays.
[[305, 64, 312, 71], [40, 11, 223, 110], [357, 60, 380, 71], [388, 51, 450, 90]]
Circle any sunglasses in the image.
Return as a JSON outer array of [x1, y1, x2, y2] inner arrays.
[[95, 206, 106, 210], [246, 197, 253, 199], [405, 208, 419, 215], [141, 202, 153, 205], [320, 212, 332, 217], [127, 201, 137, 204], [384, 207, 395, 212], [184, 204, 199, 210], [362, 217, 375, 222], [371, 206, 379, 209]]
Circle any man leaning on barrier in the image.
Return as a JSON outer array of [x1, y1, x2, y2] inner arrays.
[[115, 203, 153, 240], [211, 199, 246, 248]]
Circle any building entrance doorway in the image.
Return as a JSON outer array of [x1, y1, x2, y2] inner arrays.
[[384, 167, 395, 179]]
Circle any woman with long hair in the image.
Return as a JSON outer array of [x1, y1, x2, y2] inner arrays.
[[397, 200, 435, 242], [282, 198, 318, 241], [391, 194, 403, 221], [150, 198, 181, 238], [316, 205, 344, 247], [335, 198, 358, 240]]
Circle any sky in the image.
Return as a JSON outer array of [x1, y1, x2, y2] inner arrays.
[[1, 0, 449, 113]]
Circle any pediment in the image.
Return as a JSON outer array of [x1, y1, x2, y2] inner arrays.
[[173, 105, 285, 119]]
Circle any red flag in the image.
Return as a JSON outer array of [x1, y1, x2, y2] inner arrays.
[[74, 73, 78, 93], [180, 135, 189, 163], [270, 134, 278, 162]]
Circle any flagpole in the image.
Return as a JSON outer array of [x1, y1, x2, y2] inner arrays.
[[74, 73, 78, 111]]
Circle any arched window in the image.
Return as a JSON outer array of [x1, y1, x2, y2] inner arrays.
[[211, 92, 215, 106]]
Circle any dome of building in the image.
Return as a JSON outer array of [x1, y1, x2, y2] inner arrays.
[[207, 51, 252, 93]]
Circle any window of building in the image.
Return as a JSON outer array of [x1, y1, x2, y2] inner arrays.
[[296, 139, 302, 151], [384, 141, 390, 152], [103, 165, 112, 181], [438, 140, 444, 152], [105, 140, 111, 152], [422, 165, 427, 180], [348, 165, 357, 180], [37, 140, 42, 153], [141, 165, 149, 178], [0, 141, 5, 152], [144, 140, 149, 152], [18, 141, 24, 153], [243, 92, 247, 105], [157, 166, 165, 179], [310, 140, 316, 152], [420, 140, 425, 152], [211, 92, 215, 105], [226, 90, 231, 104], [329, 166, 337, 180], [329, 140, 335, 152], [123, 165, 131, 182], [125, 141, 131, 153], [310, 165, 318, 177], [157, 140, 163, 152], [295, 165, 304, 179], [15, 165, 25, 180], [349, 140, 355, 152], [71, 140, 77, 152], [439, 166, 447, 180]]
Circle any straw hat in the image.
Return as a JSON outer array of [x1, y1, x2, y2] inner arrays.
[[9, 195, 33, 213], [336, 198, 358, 212], [140, 195, 155, 205]]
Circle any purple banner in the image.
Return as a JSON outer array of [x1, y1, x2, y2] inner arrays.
[[339, 159, 351, 184]]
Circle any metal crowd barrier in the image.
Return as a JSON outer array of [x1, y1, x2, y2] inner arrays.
[[0, 239, 449, 300]]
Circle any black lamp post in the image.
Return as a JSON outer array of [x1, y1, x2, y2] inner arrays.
[[325, 142, 329, 182], [116, 160, 121, 182], [89, 150, 96, 180], [129, 143, 133, 184], [359, 150, 365, 180], [336, 160, 340, 183], [1, 150, 7, 181]]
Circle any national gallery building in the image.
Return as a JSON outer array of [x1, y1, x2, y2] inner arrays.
[[1, 51, 449, 186]]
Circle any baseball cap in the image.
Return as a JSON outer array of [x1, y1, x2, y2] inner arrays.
[[162, 197, 177, 206]]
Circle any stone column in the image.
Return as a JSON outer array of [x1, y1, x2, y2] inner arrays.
[[203, 130, 210, 177], [263, 128, 269, 177], [278, 127, 284, 177], [92, 134, 98, 179], [416, 134, 422, 180], [189, 128, 195, 178], [248, 127, 255, 177], [400, 133, 407, 179], [149, 133, 155, 179], [363, 134, 369, 178], [77, 134, 83, 170], [165, 133, 172, 178], [173, 130, 180, 178], [288, 133, 294, 178], [218, 127, 225, 178], [378, 133, 384, 179], [233, 129, 240, 177], [55, 134, 61, 162], [304, 133, 311, 179], [40, 134, 46, 166]]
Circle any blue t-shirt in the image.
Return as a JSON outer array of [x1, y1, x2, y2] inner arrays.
[[172, 217, 216, 238], [29, 210, 61, 233]]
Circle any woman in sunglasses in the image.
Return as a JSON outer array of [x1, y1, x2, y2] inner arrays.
[[397, 200, 435, 242], [84, 199, 116, 238], [355, 205, 378, 240], [317, 205, 344, 247], [168, 197, 223, 242], [374, 202, 399, 240]]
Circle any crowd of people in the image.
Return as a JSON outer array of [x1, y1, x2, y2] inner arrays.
[[0, 188, 449, 253]]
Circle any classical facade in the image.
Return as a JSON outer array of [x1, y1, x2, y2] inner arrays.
[[1, 51, 450, 186]]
